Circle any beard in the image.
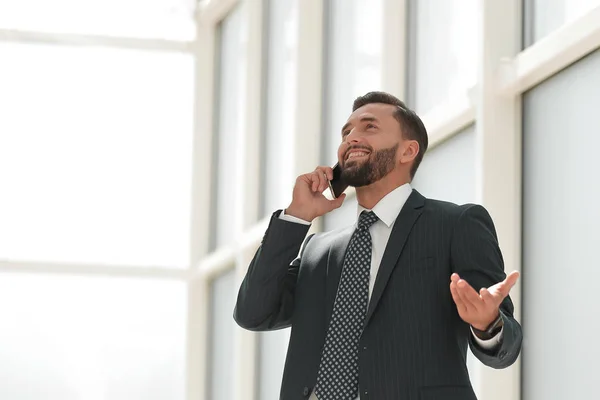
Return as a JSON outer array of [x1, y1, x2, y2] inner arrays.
[[341, 143, 399, 187]]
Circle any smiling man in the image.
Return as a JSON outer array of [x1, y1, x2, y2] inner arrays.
[[234, 91, 522, 400]]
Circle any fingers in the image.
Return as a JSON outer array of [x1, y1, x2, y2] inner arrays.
[[311, 166, 333, 192], [496, 270, 520, 297], [449, 280, 468, 314], [451, 274, 486, 313], [456, 279, 483, 313]]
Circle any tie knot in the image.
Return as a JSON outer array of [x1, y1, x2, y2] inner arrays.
[[358, 211, 378, 230]]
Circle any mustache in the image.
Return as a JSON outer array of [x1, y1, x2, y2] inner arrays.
[[343, 145, 373, 160]]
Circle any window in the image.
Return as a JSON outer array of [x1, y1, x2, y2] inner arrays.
[[522, 48, 600, 400], [207, 268, 237, 400], [210, 4, 248, 250], [411, 126, 476, 205], [321, 0, 384, 167], [259, 0, 299, 219], [255, 1, 298, 397], [523, 0, 600, 46], [0, 273, 186, 400], [0, 0, 196, 40], [256, 329, 291, 400], [0, 43, 194, 268], [407, 0, 480, 113]]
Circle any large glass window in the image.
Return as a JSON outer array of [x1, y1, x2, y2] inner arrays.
[[321, 0, 384, 167], [259, 0, 299, 219], [406, 0, 480, 113], [0, 273, 186, 400], [0, 43, 194, 268], [522, 49, 600, 400], [412, 126, 476, 205], [207, 268, 237, 400], [0, 0, 196, 40], [210, 4, 248, 250], [256, 330, 291, 400], [523, 0, 600, 46], [255, 1, 299, 397]]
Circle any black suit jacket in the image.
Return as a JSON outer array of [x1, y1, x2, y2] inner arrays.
[[234, 190, 522, 400]]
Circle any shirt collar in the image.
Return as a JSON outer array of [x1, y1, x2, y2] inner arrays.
[[357, 183, 413, 228]]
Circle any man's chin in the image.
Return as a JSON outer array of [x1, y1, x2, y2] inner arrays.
[[343, 158, 368, 168], [342, 172, 374, 188]]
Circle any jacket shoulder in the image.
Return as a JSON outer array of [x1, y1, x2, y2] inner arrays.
[[422, 196, 487, 218]]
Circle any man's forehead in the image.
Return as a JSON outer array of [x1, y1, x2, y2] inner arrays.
[[347, 103, 396, 121]]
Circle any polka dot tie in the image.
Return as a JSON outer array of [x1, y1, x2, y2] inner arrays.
[[315, 211, 379, 400]]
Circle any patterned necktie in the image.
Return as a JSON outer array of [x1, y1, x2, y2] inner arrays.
[[315, 211, 379, 400]]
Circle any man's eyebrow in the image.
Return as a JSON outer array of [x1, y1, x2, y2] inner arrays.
[[341, 116, 379, 135]]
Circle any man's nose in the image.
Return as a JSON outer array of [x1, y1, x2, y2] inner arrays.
[[345, 128, 362, 143]]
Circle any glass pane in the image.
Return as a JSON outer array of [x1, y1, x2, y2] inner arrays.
[[210, 4, 248, 250], [0, 0, 196, 40], [0, 273, 186, 400], [260, 0, 299, 219], [321, 0, 384, 166], [257, 330, 291, 400], [523, 0, 600, 46], [407, 0, 480, 113], [0, 43, 194, 268], [522, 48, 600, 400], [412, 126, 476, 205], [208, 268, 237, 400]]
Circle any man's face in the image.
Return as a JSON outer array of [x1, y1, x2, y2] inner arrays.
[[337, 103, 403, 187]]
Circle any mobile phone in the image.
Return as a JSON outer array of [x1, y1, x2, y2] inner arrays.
[[328, 163, 348, 199]]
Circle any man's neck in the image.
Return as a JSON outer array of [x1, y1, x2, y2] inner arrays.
[[355, 175, 411, 210]]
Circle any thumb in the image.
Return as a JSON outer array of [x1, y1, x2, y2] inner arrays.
[[498, 270, 520, 296], [329, 193, 346, 210]]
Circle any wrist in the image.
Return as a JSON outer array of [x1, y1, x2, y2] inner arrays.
[[471, 312, 503, 339], [285, 205, 315, 222], [472, 311, 500, 331]]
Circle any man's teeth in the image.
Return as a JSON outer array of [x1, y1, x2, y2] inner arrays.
[[348, 151, 368, 159]]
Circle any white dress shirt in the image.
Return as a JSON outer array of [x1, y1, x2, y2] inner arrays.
[[280, 183, 502, 399]]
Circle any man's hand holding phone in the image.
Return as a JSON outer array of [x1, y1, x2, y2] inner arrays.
[[285, 166, 347, 222]]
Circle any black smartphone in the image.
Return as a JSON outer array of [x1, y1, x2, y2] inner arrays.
[[328, 163, 348, 199]]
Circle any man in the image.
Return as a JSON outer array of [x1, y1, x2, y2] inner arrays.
[[234, 91, 522, 400]]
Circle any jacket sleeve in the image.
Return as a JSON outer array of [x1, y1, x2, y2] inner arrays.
[[450, 204, 523, 369], [233, 210, 313, 331]]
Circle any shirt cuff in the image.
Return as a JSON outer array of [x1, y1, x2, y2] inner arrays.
[[471, 326, 504, 350], [279, 209, 311, 225]]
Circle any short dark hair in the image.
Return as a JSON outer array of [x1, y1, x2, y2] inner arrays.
[[352, 91, 428, 179]]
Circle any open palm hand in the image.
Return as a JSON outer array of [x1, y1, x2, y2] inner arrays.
[[449, 271, 520, 330]]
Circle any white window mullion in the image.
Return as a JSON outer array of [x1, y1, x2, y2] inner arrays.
[[293, 0, 325, 234], [187, 11, 217, 399], [381, 0, 407, 97], [0, 28, 193, 52], [475, 0, 523, 399]]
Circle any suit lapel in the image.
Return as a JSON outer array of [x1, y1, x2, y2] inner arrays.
[[364, 190, 425, 326], [325, 226, 354, 326]]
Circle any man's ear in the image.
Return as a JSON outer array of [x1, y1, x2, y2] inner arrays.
[[399, 140, 419, 165]]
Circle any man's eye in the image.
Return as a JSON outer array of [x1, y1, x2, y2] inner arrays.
[[342, 131, 350, 136], [367, 124, 376, 129]]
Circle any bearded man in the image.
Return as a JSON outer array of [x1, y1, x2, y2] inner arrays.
[[234, 91, 522, 400]]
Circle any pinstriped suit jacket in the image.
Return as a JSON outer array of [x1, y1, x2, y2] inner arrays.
[[234, 189, 522, 400]]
